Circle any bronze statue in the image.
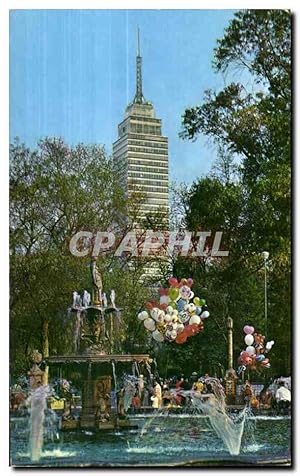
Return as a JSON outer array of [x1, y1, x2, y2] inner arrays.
[[90, 258, 103, 306]]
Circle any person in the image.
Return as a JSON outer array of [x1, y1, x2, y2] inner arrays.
[[243, 380, 253, 404], [150, 395, 159, 409], [132, 392, 141, 411], [250, 395, 260, 409], [275, 381, 291, 413], [175, 377, 184, 405], [153, 380, 162, 408], [142, 386, 150, 407], [138, 375, 144, 401], [193, 378, 204, 394], [260, 387, 273, 409], [162, 384, 172, 407]]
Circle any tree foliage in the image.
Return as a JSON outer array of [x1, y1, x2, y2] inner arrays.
[[10, 138, 154, 376], [174, 10, 291, 378]]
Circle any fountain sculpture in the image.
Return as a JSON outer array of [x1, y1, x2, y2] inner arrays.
[[47, 258, 152, 431]]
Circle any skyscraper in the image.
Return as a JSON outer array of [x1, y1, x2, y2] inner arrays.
[[112, 30, 169, 225]]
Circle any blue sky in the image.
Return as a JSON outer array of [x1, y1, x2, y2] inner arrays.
[[10, 9, 236, 184]]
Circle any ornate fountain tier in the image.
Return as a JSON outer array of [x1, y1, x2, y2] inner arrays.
[[47, 353, 152, 431], [47, 354, 152, 364]]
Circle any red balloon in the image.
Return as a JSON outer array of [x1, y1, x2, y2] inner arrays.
[[184, 325, 194, 337], [187, 278, 194, 287], [158, 288, 168, 296], [145, 302, 153, 310], [159, 303, 167, 311], [168, 277, 179, 287], [239, 351, 252, 366], [175, 333, 187, 344]]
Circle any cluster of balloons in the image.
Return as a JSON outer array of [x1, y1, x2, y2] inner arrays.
[[237, 325, 275, 374], [137, 277, 210, 344]]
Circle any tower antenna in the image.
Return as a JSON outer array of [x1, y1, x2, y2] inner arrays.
[[134, 27, 145, 104]]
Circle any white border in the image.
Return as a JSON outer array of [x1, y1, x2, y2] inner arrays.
[[1, 1, 298, 475]]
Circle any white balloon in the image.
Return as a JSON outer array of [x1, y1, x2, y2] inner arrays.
[[160, 295, 170, 305], [169, 330, 177, 340], [138, 311, 148, 321], [246, 345, 256, 356], [144, 318, 156, 331], [150, 307, 161, 321], [244, 334, 254, 346], [266, 340, 274, 350], [166, 306, 174, 314], [171, 313, 179, 323], [164, 314, 172, 323], [201, 311, 210, 319], [156, 311, 165, 323], [177, 324, 185, 333], [189, 315, 201, 325], [152, 330, 164, 342]]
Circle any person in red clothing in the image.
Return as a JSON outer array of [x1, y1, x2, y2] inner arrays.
[[175, 377, 184, 405], [132, 391, 141, 411]]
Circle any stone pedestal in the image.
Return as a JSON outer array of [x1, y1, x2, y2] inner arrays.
[[80, 376, 112, 429], [225, 368, 238, 405]]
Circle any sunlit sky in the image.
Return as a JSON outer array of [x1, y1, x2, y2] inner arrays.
[[10, 9, 236, 184]]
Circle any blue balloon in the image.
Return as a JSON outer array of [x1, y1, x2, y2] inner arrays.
[[256, 354, 265, 362], [176, 298, 186, 312], [195, 306, 202, 315]]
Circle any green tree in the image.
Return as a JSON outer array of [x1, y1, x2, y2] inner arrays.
[[175, 10, 291, 377], [10, 137, 154, 376]]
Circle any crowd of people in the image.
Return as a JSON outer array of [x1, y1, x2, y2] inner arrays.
[[243, 379, 291, 413], [125, 373, 292, 414], [126, 373, 223, 411], [10, 373, 292, 416]]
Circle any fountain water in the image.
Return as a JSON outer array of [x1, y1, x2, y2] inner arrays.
[[134, 377, 249, 457], [28, 386, 48, 462], [123, 375, 138, 412], [182, 377, 248, 455]]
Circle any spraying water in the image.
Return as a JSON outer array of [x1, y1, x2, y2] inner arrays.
[[123, 375, 138, 411], [145, 361, 153, 384], [28, 386, 48, 462], [135, 377, 248, 456], [111, 361, 117, 391], [74, 310, 82, 353], [134, 361, 140, 377], [189, 378, 248, 455]]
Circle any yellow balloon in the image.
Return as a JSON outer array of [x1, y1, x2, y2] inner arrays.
[[169, 288, 179, 300]]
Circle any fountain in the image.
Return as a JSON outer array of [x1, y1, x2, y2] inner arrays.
[[28, 385, 48, 462], [190, 377, 248, 455], [10, 263, 291, 466], [46, 258, 153, 431]]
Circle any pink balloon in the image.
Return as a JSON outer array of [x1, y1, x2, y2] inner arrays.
[[243, 325, 255, 335]]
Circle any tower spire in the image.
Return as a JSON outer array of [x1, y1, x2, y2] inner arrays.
[[137, 27, 141, 56], [134, 27, 145, 104]]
